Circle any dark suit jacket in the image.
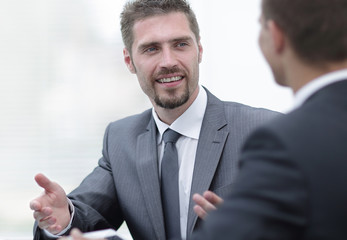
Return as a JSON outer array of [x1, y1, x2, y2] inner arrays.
[[192, 80, 347, 240], [34, 88, 279, 240]]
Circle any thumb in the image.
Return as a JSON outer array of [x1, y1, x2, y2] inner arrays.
[[34, 173, 58, 193]]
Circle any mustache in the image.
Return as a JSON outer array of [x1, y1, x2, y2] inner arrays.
[[155, 66, 184, 77]]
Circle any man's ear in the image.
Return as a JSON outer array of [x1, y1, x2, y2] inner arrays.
[[268, 20, 285, 53], [198, 38, 203, 63], [123, 48, 136, 73]]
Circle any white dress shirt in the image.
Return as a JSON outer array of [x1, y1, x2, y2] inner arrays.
[[153, 85, 207, 240], [292, 69, 347, 110]]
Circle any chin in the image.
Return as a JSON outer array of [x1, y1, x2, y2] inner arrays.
[[155, 92, 190, 109], [155, 97, 188, 109]]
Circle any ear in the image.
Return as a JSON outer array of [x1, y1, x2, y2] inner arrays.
[[268, 20, 285, 53], [123, 48, 136, 73], [198, 38, 203, 63]]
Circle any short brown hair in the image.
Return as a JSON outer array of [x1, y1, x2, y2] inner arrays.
[[120, 0, 200, 55], [262, 0, 347, 64]]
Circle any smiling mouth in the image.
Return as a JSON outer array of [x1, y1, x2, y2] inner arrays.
[[157, 76, 183, 83]]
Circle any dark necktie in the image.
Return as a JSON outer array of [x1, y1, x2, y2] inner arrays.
[[161, 129, 181, 240]]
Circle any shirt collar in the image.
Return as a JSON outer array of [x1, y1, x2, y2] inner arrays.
[[152, 85, 207, 143], [292, 68, 347, 110]]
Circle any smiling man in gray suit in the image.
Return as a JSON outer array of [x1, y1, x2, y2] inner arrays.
[[29, 1, 278, 240]]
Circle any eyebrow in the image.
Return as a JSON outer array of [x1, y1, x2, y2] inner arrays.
[[137, 36, 194, 51], [171, 36, 194, 43]]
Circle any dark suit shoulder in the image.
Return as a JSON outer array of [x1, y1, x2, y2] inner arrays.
[[257, 79, 347, 140], [243, 95, 347, 172], [254, 101, 328, 145]]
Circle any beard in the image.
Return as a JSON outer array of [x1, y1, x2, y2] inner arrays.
[[154, 86, 190, 109]]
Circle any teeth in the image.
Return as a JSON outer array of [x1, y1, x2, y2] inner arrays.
[[159, 76, 182, 83]]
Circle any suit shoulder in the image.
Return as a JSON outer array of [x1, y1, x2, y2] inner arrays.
[[106, 108, 152, 133], [222, 101, 281, 123], [223, 101, 280, 114]]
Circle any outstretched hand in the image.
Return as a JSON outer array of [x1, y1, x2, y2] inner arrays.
[[30, 173, 71, 234], [192, 191, 224, 220]]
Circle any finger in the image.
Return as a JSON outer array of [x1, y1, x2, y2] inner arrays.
[[37, 216, 57, 229], [46, 223, 63, 235], [34, 173, 57, 193], [192, 193, 216, 211], [33, 207, 53, 221], [203, 191, 224, 206], [192, 193, 203, 205], [30, 200, 42, 211], [193, 205, 207, 219]]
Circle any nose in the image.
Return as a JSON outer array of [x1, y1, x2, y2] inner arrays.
[[159, 47, 178, 69]]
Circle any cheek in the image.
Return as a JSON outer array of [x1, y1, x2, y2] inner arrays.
[[183, 53, 200, 71], [138, 57, 159, 73], [258, 32, 271, 61], [136, 65, 158, 85], [133, 60, 150, 77], [258, 31, 265, 52]]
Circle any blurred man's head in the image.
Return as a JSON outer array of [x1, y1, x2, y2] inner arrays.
[[259, 0, 347, 88]]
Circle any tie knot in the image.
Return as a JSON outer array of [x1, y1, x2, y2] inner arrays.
[[163, 129, 181, 144]]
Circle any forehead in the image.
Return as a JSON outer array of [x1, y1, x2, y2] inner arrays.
[[132, 12, 195, 47]]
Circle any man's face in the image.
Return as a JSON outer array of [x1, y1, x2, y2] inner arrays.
[[124, 12, 202, 109]]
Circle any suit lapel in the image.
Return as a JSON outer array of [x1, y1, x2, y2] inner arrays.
[[187, 90, 229, 237], [136, 117, 166, 240]]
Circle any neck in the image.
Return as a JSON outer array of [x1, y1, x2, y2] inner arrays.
[[153, 86, 199, 125]]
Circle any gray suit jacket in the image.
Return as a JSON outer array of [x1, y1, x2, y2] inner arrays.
[[34, 88, 279, 240]]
